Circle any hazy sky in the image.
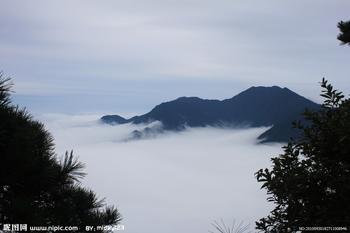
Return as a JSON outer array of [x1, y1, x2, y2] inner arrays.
[[42, 114, 283, 233], [1, 0, 349, 114]]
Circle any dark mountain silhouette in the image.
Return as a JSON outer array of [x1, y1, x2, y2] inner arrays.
[[101, 114, 128, 124], [101, 86, 319, 142]]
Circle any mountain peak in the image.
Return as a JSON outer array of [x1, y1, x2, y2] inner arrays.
[[100, 114, 127, 124], [232, 85, 309, 102], [174, 96, 203, 102], [101, 86, 319, 143], [242, 85, 289, 94], [249, 85, 282, 89]]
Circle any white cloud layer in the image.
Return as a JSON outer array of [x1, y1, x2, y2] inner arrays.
[[41, 114, 283, 233]]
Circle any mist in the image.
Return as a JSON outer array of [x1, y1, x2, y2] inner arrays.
[[40, 114, 283, 233]]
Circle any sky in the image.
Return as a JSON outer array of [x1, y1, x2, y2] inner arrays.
[[0, 0, 349, 115], [41, 114, 283, 233]]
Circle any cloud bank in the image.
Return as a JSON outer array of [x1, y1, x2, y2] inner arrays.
[[41, 114, 283, 233]]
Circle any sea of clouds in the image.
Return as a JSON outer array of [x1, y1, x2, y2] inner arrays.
[[39, 114, 283, 233]]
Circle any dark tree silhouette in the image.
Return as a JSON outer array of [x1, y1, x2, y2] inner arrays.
[[337, 20, 350, 45], [255, 79, 350, 232], [255, 20, 350, 233], [209, 219, 251, 233], [0, 73, 121, 232]]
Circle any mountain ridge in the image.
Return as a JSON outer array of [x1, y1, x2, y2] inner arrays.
[[101, 86, 320, 142]]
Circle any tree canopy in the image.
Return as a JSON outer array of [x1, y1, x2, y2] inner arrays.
[[255, 79, 350, 232], [0, 73, 121, 232], [337, 20, 350, 45], [255, 20, 350, 232]]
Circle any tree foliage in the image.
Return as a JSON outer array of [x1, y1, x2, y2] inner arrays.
[[337, 20, 350, 45], [209, 219, 251, 233], [255, 78, 350, 232], [0, 73, 121, 231]]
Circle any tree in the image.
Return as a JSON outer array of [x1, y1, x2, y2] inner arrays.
[[337, 20, 350, 45], [255, 79, 350, 232], [255, 20, 350, 233], [209, 219, 251, 233], [0, 73, 121, 231]]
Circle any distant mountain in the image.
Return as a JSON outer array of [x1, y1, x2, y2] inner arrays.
[[101, 115, 128, 124], [101, 86, 319, 143]]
